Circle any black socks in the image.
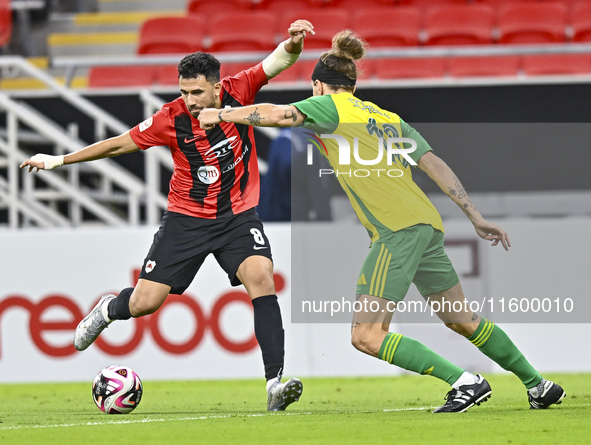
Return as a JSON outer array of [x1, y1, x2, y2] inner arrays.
[[252, 295, 285, 381], [107, 287, 133, 320]]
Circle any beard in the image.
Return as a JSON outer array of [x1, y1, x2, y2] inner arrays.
[[188, 93, 217, 119]]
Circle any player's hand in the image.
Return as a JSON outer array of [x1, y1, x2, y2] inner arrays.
[[288, 19, 315, 44], [19, 154, 64, 172], [199, 108, 221, 130], [473, 218, 511, 251]]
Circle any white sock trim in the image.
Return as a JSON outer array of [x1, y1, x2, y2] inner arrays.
[[452, 371, 479, 389], [266, 377, 280, 392]]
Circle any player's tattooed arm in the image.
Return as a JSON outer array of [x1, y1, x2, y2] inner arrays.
[[447, 174, 478, 220], [200, 104, 305, 128], [418, 151, 511, 250], [284, 109, 298, 123], [245, 108, 264, 126]]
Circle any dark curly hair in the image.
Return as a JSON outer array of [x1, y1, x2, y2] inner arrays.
[[177, 52, 220, 83]]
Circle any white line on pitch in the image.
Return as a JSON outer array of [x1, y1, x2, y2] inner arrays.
[[0, 407, 435, 431], [2, 403, 586, 431]]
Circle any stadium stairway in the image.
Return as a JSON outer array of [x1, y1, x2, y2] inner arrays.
[[1, 0, 186, 90]]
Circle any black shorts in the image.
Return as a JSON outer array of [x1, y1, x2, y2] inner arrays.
[[138, 208, 273, 294]]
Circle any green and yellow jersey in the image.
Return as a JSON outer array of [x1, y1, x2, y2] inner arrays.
[[292, 92, 444, 243]]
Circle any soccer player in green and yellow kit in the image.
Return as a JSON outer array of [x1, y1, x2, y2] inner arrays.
[[198, 30, 566, 413]]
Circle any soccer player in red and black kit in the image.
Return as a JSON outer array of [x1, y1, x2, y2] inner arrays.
[[20, 19, 315, 412]]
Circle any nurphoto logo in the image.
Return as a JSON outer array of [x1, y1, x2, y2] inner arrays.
[[303, 128, 417, 178]]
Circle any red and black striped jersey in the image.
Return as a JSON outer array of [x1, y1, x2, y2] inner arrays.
[[129, 63, 268, 219]]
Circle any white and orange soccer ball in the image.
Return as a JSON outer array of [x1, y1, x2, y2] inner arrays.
[[92, 365, 143, 414]]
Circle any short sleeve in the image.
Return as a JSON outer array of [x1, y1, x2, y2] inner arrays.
[[400, 119, 434, 165], [221, 62, 269, 106], [291, 95, 339, 133], [129, 107, 171, 150]]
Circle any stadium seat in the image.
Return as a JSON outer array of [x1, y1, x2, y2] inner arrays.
[[523, 54, 591, 75], [280, 9, 350, 50], [375, 58, 447, 79], [268, 64, 301, 82], [253, 0, 322, 12], [572, 2, 591, 42], [209, 11, 277, 52], [352, 7, 421, 47], [449, 56, 520, 77], [297, 59, 318, 81], [156, 65, 180, 86], [497, 3, 567, 44], [137, 17, 206, 55], [0, 0, 11, 48], [88, 66, 156, 88], [188, 0, 251, 16], [329, 0, 396, 9], [220, 61, 259, 79], [406, 0, 470, 6], [424, 4, 495, 45], [296, 58, 374, 82]]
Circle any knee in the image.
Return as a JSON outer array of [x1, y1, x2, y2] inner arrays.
[[444, 322, 476, 338], [351, 328, 378, 355], [245, 270, 276, 297]]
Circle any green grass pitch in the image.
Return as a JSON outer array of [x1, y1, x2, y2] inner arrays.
[[1, 373, 589, 445]]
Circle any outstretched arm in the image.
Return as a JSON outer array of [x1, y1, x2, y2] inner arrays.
[[284, 19, 314, 54], [417, 151, 511, 250], [262, 19, 314, 80], [20, 131, 140, 172], [198, 104, 306, 129]]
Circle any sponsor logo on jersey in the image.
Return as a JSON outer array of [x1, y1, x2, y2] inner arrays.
[[204, 136, 240, 161], [222, 144, 249, 173], [139, 117, 153, 132], [197, 165, 220, 184]]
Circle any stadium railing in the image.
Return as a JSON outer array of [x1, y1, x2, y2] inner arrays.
[[0, 56, 169, 229]]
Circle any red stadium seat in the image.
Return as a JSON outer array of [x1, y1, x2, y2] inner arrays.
[[88, 66, 156, 88], [497, 3, 567, 44], [449, 56, 520, 77], [188, 0, 251, 16], [375, 58, 447, 79], [268, 64, 301, 82], [572, 2, 591, 42], [353, 7, 421, 47], [220, 62, 259, 79], [424, 5, 495, 45], [406, 0, 470, 6], [297, 59, 318, 81], [330, 0, 397, 9], [255, 0, 341, 9], [209, 11, 277, 52], [280, 9, 350, 50], [523, 54, 591, 75], [138, 17, 206, 55], [0, 0, 11, 48], [296, 58, 373, 82], [155, 65, 179, 86]]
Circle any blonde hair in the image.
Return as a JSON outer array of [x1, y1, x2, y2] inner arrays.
[[320, 30, 367, 92]]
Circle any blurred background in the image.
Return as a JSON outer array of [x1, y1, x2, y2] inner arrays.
[[0, 0, 590, 383]]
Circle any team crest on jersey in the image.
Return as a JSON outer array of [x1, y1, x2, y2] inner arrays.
[[139, 117, 153, 132], [145, 260, 156, 273], [204, 136, 240, 160], [197, 165, 220, 184]]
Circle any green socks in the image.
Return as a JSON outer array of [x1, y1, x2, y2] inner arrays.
[[469, 318, 542, 389], [378, 333, 464, 386], [377, 320, 543, 389]]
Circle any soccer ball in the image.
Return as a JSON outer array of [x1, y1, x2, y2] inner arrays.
[[92, 365, 143, 414]]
